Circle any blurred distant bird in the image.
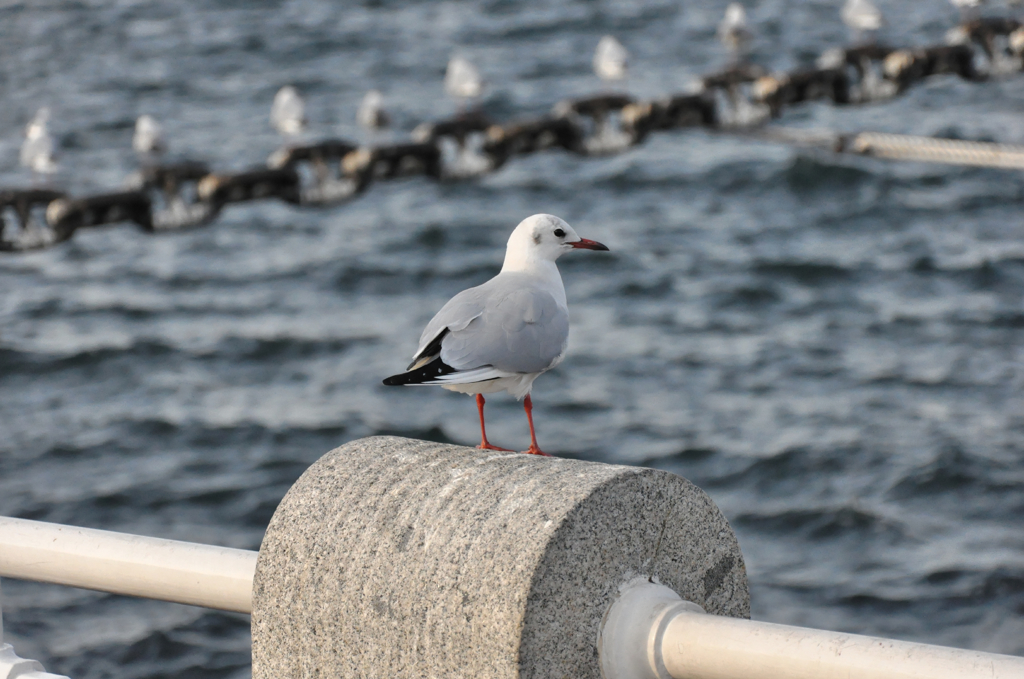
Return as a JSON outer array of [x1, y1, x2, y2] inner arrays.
[[357, 90, 390, 130], [133, 114, 166, 158], [593, 35, 628, 82], [718, 3, 753, 57], [950, 0, 984, 20], [20, 107, 57, 176], [383, 214, 609, 456], [271, 85, 306, 138], [842, 0, 883, 41], [445, 56, 484, 108]]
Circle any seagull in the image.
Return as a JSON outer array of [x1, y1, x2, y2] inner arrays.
[[357, 90, 390, 130], [445, 56, 483, 107], [271, 85, 306, 138], [718, 3, 753, 57], [133, 114, 166, 158], [20, 107, 57, 176], [950, 0, 984, 20], [842, 0, 883, 42], [593, 35, 628, 82], [383, 214, 609, 456]]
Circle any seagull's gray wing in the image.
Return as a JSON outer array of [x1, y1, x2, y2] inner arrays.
[[439, 277, 569, 375], [409, 286, 489, 369], [21, 135, 53, 168]]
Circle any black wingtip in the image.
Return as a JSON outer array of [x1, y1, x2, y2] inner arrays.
[[383, 358, 458, 386]]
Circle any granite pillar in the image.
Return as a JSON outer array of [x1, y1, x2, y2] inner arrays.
[[252, 436, 748, 679]]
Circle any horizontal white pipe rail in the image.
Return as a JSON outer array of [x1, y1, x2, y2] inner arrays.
[[3, 517, 1023, 679], [600, 579, 1024, 679], [0, 517, 257, 613]]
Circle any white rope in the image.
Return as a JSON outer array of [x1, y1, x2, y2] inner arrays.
[[850, 131, 1024, 169], [739, 126, 1024, 169]]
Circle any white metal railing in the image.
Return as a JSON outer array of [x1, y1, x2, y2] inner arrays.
[[599, 579, 1024, 679], [0, 517, 256, 613], [2, 517, 1023, 679], [1, 580, 69, 678], [0, 517, 257, 679]]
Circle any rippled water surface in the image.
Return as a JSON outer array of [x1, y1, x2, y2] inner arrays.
[[2, 1, 1024, 676]]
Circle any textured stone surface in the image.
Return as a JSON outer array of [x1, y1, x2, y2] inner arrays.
[[252, 436, 749, 679]]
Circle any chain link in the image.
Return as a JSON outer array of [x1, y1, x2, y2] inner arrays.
[[2, 16, 1023, 253]]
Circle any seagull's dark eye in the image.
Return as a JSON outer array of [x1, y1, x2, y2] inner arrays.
[[553, 228, 565, 238]]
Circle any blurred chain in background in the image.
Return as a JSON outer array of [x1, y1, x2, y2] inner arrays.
[[3, 13, 1024, 253]]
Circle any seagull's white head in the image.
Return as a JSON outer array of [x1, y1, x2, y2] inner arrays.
[[25, 107, 50, 140], [723, 3, 747, 30], [502, 214, 608, 272]]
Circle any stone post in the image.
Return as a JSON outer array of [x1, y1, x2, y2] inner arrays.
[[252, 436, 748, 679]]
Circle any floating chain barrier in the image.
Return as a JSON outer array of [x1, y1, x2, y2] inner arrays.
[[3, 16, 1024, 253]]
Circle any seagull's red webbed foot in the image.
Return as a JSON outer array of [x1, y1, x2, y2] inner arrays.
[[475, 394, 512, 451], [478, 442, 514, 452], [520, 394, 552, 457]]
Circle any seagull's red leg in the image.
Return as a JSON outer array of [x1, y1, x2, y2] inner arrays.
[[476, 394, 512, 451], [522, 394, 550, 456]]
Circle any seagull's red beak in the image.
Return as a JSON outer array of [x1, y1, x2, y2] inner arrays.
[[570, 238, 609, 251]]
